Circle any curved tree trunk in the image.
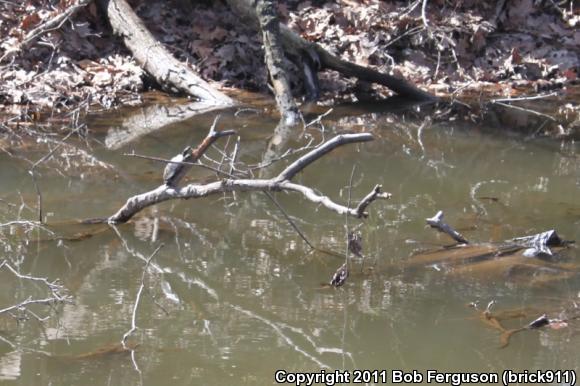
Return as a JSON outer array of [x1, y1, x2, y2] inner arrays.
[[278, 25, 435, 101], [226, 0, 435, 101], [98, 0, 234, 105]]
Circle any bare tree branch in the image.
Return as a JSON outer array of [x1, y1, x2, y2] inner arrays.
[[355, 184, 392, 218], [108, 133, 387, 223], [0, 262, 72, 318], [275, 133, 373, 182]]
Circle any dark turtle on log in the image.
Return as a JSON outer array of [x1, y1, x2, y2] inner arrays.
[[163, 146, 193, 187]]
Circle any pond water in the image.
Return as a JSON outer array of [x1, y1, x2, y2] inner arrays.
[[1, 100, 579, 385]]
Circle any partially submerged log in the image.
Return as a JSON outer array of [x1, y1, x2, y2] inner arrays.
[[408, 226, 576, 286], [97, 0, 234, 105], [107, 131, 389, 223]]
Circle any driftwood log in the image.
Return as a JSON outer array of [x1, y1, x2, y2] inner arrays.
[[97, 0, 233, 105], [108, 131, 390, 223]]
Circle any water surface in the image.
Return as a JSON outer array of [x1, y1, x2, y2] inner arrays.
[[1, 103, 579, 385]]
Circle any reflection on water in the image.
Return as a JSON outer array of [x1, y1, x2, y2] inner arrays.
[[1, 103, 580, 385]]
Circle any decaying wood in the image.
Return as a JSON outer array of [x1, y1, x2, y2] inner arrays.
[[97, 0, 234, 105], [256, 0, 300, 127], [0, 0, 92, 63], [108, 132, 389, 223], [356, 185, 391, 218]]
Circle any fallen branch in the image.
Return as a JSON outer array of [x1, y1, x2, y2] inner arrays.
[[490, 101, 557, 122], [355, 185, 392, 218], [108, 132, 388, 223], [98, 0, 233, 105], [279, 25, 435, 101], [426, 210, 469, 244]]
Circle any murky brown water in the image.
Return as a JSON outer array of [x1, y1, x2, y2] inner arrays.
[[1, 100, 579, 385]]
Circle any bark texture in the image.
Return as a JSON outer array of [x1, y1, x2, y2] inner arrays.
[[226, 0, 435, 101], [256, 0, 301, 127], [98, 0, 234, 104]]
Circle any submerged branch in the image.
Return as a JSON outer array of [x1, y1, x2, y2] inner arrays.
[[426, 210, 469, 244]]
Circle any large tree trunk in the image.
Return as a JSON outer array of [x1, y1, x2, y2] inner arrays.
[[226, 0, 435, 101], [98, 0, 234, 105], [255, 0, 301, 127]]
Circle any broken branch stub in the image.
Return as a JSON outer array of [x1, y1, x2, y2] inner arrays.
[[108, 133, 389, 224], [426, 210, 469, 244]]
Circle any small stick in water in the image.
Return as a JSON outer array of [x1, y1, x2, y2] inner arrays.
[[426, 210, 469, 244]]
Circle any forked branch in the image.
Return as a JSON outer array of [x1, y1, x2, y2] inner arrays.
[[108, 132, 389, 223]]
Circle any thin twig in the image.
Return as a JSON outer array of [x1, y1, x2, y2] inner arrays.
[[491, 101, 557, 121], [0, 297, 60, 315], [421, 0, 430, 28], [29, 126, 80, 222], [491, 92, 559, 103], [0, 0, 92, 62], [263, 191, 315, 249]]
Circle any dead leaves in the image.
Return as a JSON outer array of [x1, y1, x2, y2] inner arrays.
[[1, 0, 578, 112]]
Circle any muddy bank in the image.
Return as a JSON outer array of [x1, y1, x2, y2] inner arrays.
[[0, 0, 578, 137]]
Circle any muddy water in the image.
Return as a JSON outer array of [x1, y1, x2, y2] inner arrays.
[[1, 102, 579, 385]]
